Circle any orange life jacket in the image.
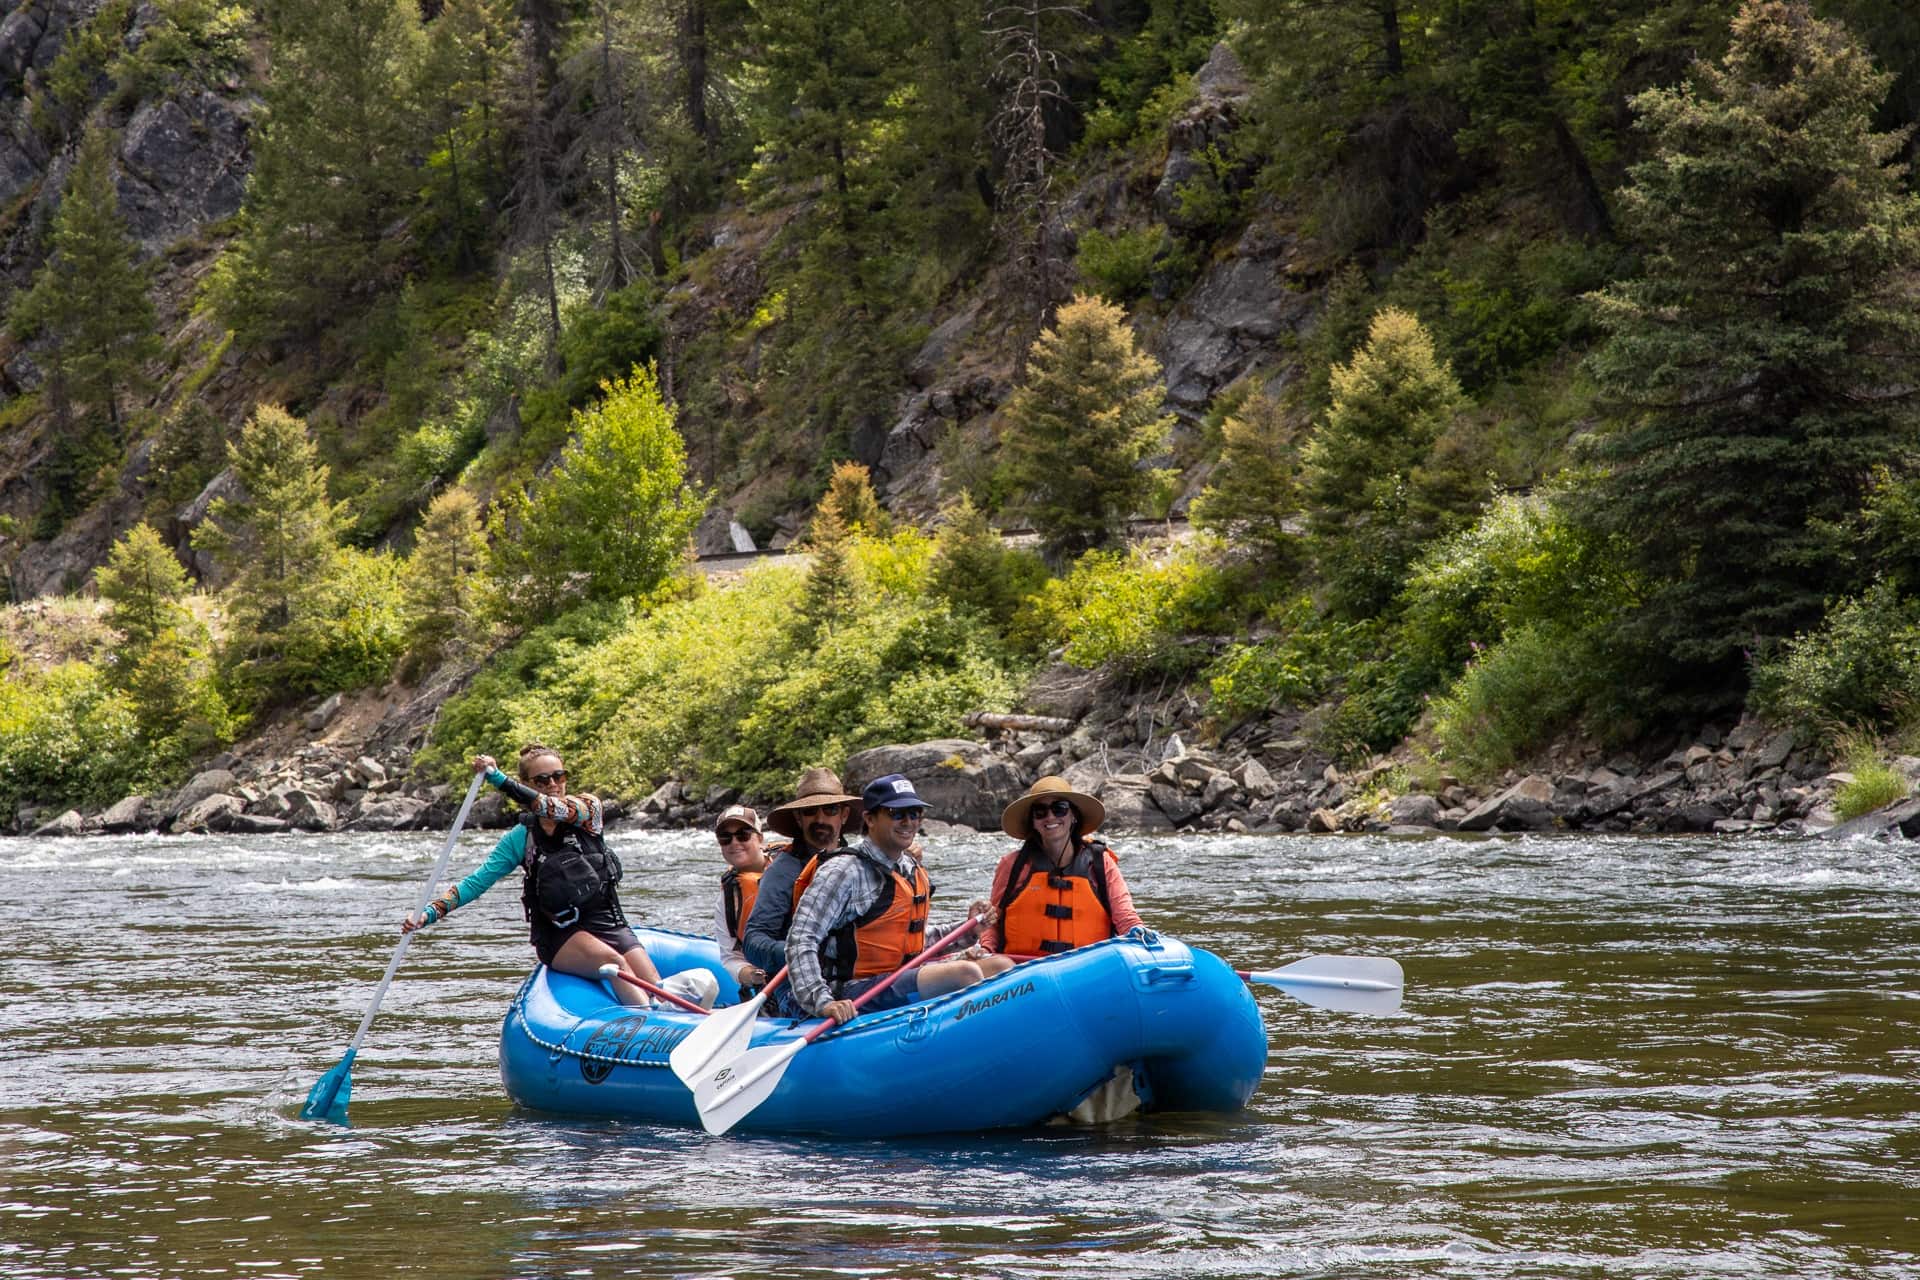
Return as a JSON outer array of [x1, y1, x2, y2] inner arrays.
[[720, 866, 763, 944], [997, 841, 1117, 955], [824, 859, 931, 983]]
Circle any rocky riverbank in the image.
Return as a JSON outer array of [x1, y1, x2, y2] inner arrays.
[[17, 659, 1917, 845]]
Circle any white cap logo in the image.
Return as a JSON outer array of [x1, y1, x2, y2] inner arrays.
[[892, 779, 914, 794]]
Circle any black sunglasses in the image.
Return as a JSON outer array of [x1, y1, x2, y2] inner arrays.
[[795, 803, 845, 819], [875, 806, 926, 823], [716, 827, 757, 844], [1030, 799, 1075, 820], [529, 769, 568, 786]]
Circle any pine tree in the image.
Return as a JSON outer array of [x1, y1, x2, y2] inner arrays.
[[95, 524, 193, 667], [487, 366, 706, 621], [215, 0, 427, 336], [928, 493, 1046, 626], [1302, 306, 1466, 615], [796, 504, 859, 636], [403, 488, 489, 668], [192, 404, 347, 643], [1001, 292, 1174, 563], [1580, 0, 1920, 681], [819, 461, 890, 535], [96, 524, 231, 763], [1189, 391, 1301, 570], [9, 128, 159, 530], [418, 0, 518, 267]]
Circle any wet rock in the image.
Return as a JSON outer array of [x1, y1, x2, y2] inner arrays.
[[1816, 796, 1920, 842], [99, 795, 152, 833], [842, 739, 1025, 832], [1457, 775, 1555, 832], [29, 809, 84, 838], [285, 791, 339, 832], [346, 795, 430, 832], [1095, 775, 1175, 833], [172, 793, 244, 833], [223, 812, 290, 834], [1387, 794, 1440, 828], [166, 769, 239, 822]]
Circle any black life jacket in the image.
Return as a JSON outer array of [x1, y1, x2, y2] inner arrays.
[[519, 814, 622, 928]]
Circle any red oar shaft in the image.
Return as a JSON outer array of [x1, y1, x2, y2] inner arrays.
[[801, 913, 985, 1045], [604, 970, 714, 1015]]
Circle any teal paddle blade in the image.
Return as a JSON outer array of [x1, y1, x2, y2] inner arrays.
[[300, 1048, 356, 1124]]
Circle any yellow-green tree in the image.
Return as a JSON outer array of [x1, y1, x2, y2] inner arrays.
[[1190, 390, 1301, 570], [1002, 292, 1174, 563], [819, 460, 890, 535], [96, 524, 231, 766], [403, 488, 490, 670], [1302, 307, 1465, 615], [488, 366, 706, 622]]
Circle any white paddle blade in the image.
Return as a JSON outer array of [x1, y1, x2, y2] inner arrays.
[[669, 993, 765, 1086], [1247, 955, 1405, 1015], [693, 1037, 806, 1135]]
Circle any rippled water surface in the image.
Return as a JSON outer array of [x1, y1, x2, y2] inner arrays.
[[2, 826, 1915, 1279]]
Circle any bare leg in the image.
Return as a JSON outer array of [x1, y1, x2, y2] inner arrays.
[[977, 955, 1017, 979], [915, 959, 986, 998], [552, 932, 662, 1006]]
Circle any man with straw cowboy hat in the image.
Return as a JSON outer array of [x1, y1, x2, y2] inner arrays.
[[742, 767, 863, 977], [980, 775, 1143, 958]]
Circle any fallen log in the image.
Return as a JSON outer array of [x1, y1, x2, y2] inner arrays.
[[964, 711, 1075, 734]]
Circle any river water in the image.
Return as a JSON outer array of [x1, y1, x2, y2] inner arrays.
[[1, 826, 1914, 1279]]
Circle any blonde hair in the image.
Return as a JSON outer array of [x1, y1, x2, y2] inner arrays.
[[516, 742, 562, 782]]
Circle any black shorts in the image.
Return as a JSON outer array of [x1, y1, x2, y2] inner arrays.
[[529, 903, 640, 966]]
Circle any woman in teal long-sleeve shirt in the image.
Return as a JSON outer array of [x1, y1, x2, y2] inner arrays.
[[401, 744, 672, 1005]]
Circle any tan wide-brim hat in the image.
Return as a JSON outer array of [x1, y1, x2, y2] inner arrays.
[[766, 766, 862, 838], [1001, 776, 1105, 840]]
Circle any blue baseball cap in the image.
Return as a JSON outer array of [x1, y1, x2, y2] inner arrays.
[[862, 773, 928, 813]]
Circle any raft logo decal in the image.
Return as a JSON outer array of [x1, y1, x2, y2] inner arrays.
[[952, 980, 1035, 1023], [578, 1015, 692, 1084]]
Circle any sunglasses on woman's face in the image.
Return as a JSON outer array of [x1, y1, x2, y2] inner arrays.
[[716, 827, 756, 845], [1030, 799, 1074, 820], [530, 769, 568, 786]]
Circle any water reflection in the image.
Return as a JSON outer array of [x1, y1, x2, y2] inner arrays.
[[1, 829, 1916, 1278]]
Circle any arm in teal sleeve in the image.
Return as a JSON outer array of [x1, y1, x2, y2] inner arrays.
[[423, 825, 527, 924]]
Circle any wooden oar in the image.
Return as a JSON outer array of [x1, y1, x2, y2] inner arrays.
[[670, 964, 789, 1086], [599, 965, 716, 1015], [691, 915, 985, 1136], [1006, 949, 1405, 1016], [299, 772, 486, 1124]]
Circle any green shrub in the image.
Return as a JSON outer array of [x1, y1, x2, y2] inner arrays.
[[1750, 581, 1920, 738], [1834, 735, 1909, 820], [1429, 625, 1591, 780], [0, 662, 144, 815], [1205, 596, 1376, 720], [275, 547, 409, 698], [1076, 227, 1162, 304], [928, 496, 1048, 630], [1018, 544, 1236, 675]]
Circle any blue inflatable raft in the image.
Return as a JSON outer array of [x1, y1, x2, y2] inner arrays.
[[499, 927, 1268, 1137]]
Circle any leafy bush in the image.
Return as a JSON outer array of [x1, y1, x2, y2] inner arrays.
[[1834, 735, 1910, 820], [1750, 581, 1920, 738], [1018, 544, 1237, 675], [518, 281, 664, 451], [1076, 227, 1162, 304], [276, 547, 410, 698], [1428, 625, 1592, 779], [0, 663, 143, 816], [1204, 597, 1377, 720], [928, 496, 1048, 630]]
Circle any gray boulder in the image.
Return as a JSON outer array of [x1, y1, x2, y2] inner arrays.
[[1387, 794, 1441, 828], [842, 739, 1025, 832], [172, 793, 244, 833], [305, 692, 343, 732], [98, 794, 152, 833], [166, 769, 239, 821], [346, 795, 430, 832], [286, 792, 339, 833], [222, 812, 290, 834], [1817, 796, 1920, 842], [29, 809, 84, 838], [1094, 775, 1176, 833], [1457, 775, 1556, 832]]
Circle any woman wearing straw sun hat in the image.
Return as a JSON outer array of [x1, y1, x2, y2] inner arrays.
[[981, 776, 1143, 958]]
